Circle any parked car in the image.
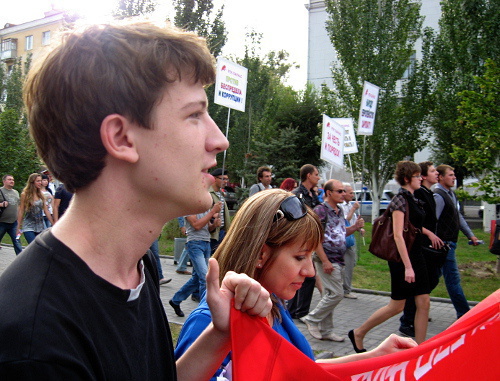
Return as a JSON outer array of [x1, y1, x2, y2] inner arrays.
[[222, 186, 238, 210], [478, 204, 500, 219], [354, 189, 395, 216]]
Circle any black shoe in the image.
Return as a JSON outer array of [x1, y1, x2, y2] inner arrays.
[[191, 295, 200, 303], [348, 330, 367, 353], [169, 300, 184, 317], [399, 325, 415, 338]]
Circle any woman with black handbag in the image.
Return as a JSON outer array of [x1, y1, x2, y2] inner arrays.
[[349, 161, 438, 352]]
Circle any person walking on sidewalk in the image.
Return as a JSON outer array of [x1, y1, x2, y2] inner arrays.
[[169, 203, 221, 317], [301, 179, 364, 342], [399, 161, 443, 337], [340, 184, 364, 299], [434, 164, 479, 319], [350, 161, 433, 352], [0, 175, 23, 255], [287, 164, 321, 319]]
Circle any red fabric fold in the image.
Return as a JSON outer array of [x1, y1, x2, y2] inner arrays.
[[231, 290, 500, 380]]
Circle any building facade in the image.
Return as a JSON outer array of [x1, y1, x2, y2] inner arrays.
[[1, 9, 65, 72]]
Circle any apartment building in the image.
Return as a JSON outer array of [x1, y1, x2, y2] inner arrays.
[[0, 9, 66, 72]]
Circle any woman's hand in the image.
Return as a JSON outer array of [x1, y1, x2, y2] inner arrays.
[[404, 266, 415, 283], [371, 334, 418, 356], [422, 228, 443, 249], [206, 258, 271, 334]]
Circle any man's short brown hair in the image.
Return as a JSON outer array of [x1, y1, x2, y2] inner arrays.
[[299, 164, 316, 182], [24, 23, 215, 192], [436, 164, 454, 177]]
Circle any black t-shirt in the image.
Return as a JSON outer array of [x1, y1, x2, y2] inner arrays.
[[54, 184, 73, 218], [0, 230, 176, 380]]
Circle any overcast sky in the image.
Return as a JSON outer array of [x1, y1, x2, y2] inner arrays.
[[1, 0, 309, 89]]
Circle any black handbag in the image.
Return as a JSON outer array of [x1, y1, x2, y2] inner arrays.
[[422, 244, 450, 267]]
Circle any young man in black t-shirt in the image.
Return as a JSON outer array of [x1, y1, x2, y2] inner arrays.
[[0, 23, 271, 380]]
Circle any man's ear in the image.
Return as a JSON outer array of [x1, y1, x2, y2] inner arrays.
[[100, 114, 139, 163]]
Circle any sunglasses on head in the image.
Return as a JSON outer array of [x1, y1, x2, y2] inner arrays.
[[273, 195, 307, 222]]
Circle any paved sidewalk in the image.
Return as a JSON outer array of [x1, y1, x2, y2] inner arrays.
[[0, 245, 465, 357]]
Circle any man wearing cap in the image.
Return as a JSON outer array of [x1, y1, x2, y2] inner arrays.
[[209, 168, 231, 254]]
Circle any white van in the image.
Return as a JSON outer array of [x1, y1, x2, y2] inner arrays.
[[354, 190, 395, 216]]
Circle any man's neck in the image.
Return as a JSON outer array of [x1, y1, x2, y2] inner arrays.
[[213, 184, 221, 192], [2, 186, 12, 190], [326, 198, 339, 211], [438, 182, 451, 191], [421, 181, 433, 190], [301, 180, 313, 190]]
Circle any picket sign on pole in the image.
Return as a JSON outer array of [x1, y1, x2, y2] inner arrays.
[[320, 115, 345, 170], [214, 57, 248, 174], [357, 81, 380, 217]]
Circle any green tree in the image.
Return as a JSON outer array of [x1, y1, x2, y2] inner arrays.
[[173, 0, 227, 58], [324, 0, 428, 219], [425, 0, 500, 188], [0, 58, 41, 190], [113, 0, 156, 19], [452, 59, 500, 203]]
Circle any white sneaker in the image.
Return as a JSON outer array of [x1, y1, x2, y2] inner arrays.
[[302, 318, 322, 340], [344, 293, 358, 299], [322, 332, 345, 342]]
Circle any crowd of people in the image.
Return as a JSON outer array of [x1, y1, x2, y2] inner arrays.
[[0, 20, 482, 380], [0, 172, 73, 253]]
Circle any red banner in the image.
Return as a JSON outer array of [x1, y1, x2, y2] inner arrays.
[[231, 290, 500, 380]]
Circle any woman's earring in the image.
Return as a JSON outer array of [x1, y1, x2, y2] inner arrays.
[[257, 263, 262, 268]]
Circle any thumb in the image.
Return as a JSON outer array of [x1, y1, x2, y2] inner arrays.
[[206, 258, 220, 295]]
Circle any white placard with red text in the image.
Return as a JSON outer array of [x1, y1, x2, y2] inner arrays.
[[320, 115, 345, 168], [332, 118, 358, 155], [214, 57, 248, 112], [357, 81, 380, 135]]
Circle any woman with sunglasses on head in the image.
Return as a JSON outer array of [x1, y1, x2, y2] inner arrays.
[[175, 189, 417, 380], [349, 161, 438, 353]]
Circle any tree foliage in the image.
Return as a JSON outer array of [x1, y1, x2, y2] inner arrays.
[[113, 0, 156, 19], [425, 0, 500, 187], [0, 58, 41, 191], [172, 0, 227, 58], [323, 0, 428, 218], [453, 59, 500, 202]]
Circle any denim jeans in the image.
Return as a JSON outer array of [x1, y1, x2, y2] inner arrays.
[[176, 248, 190, 272], [0, 221, 23, 254], [23, 230, 39, 245], [149, 239, 164, 280], [440, 241, 470, 319], [172, 240, 210, 304]]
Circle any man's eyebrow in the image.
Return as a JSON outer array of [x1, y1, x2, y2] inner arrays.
[[181, 100, 207, 110]]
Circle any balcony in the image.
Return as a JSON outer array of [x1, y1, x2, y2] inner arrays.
[[1, 38, 18, 62]]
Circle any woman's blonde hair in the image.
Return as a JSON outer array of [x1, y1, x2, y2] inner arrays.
[[21, 173, 44, 211], [213, 189, 323, 319]]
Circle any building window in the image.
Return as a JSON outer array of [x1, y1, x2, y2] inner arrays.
[[402, 52, 416, 79], [25, 35, 33, 51], [42, 31, 51, 45]]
